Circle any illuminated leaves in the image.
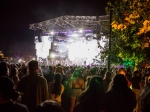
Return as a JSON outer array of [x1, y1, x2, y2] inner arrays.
[[103, 0, 150, 66]]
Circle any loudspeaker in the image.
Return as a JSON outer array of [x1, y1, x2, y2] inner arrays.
[[35, 30, 42, 42]]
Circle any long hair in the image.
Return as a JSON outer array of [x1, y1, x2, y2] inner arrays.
[[10, 68, 18, 77], [133, 70, 139, 77], [103, 72, 112, 80], [108, 74, 134, 98], [54, 66, 64, 75], [87, 76, 104, 93], [51, 73, 62, 96], [108, 74, 128, 91], [79, 76, 104, 103]]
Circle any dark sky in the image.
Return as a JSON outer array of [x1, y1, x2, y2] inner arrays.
[[0, 0, 109, 57]]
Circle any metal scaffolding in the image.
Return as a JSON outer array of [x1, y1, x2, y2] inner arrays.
[[29, 15, 109, 32]]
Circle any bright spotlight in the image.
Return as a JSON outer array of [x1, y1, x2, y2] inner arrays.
[[50, 31, 54, 35], [32, 58, 35, 60], [79, 29, 83, 33], [54, 43, 57, 46], [50, 53, 55, 58], [18, 59, 22, 63]]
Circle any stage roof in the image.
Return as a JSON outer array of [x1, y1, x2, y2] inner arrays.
[[29, 15, 109, 32]]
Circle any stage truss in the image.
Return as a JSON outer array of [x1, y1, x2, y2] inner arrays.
[[30, 15, 109, 66], [29, 15, 109, 32]]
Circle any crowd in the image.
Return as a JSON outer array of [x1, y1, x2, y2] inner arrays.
[[0, 60, 150, 112]]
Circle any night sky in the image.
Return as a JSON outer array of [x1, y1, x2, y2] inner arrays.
[[0, 0, 109, 57]]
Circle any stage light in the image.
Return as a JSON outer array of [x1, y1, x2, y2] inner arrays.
[[50, 31, 54, 35], [79, 29, 83, 33], [32, 58, 35, 60], [54, 43, 57, 46], [18, 59, 22, 63], [50, 53, 55, 58]]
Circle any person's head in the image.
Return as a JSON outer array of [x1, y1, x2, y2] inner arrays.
[[49, 66, 53, 71], [88, 76, 104, 93], [108, 74, 128, 91], [0, 64, 9, 77], [73, 70, 82, 78], [28, 60, 39, 73], [0, 77, 19, 101], [10, 68, 18, 77], [90, 68, 97, 76], [55, 66, 64, 75], [133, 71, 140, 77], [104, 72, 112, 80], [34, 100, 64, 112], [118, 68, 126, 76]]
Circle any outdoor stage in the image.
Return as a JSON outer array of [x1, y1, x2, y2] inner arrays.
[[29, 15, 109, 66]]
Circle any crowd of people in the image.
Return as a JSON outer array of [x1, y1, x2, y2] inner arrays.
[[0, 60, 150, 112]]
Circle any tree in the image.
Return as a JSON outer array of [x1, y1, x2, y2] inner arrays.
[[101, 0, 150, 68]]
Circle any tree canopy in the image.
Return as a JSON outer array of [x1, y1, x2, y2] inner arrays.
[[103, 0, 150, 68]]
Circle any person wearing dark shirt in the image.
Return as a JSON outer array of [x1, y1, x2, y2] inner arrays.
[[74, 76, 104, 112], [131, 71, 142, 100], [100, 74, 136, 112], [17, 60, 49, 112], [0, 77, 29, 112]]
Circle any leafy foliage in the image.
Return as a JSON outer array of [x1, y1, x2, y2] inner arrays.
[[101, 0, 150, 67]]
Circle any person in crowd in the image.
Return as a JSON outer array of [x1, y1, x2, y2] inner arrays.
[[131, 71, 142, 112], [74, 76, 104, 112], [118, 68, 126, 75], [138, 74, 150, 112], [47, 66, 54, 82], [0, 62, 9, 77], [42, 66, 51, 82], [0, 77, 29, 112], [54, 64, 65, 75], [69, 70, 84, 112], [126, 67, 132, 81], [38, 65, 43, 76], [131, 71, 142, 100], [89, 68, 97, 76], [17, 60, 49, 112], [48, 73, 64, 104], [100, 74, 136, 112], [84, 68, 97, 89], [84, 76, 91, 89], [34, 100, 64, 112], [10, 67, 20, 88], [99, 69, 106, 79], [103, 72, 112, 92], [118, 68, 131, 86], [61, 75, 71, 112], [19, 67, 28, 79], [65, 66, 73, 80]]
